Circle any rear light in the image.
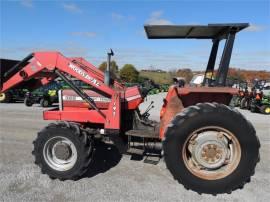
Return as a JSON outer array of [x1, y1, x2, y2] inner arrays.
[[240, 92, 244, 96], [255, 94, 261, 100]]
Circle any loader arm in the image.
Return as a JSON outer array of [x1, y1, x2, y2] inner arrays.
[[0, 51, 121, 131], [1, 52, 115, 96]]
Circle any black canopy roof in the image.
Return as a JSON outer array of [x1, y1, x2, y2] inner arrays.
[[144, 23, 249, 39]]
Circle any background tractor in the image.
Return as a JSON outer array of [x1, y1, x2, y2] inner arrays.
[[24, 80, 91, 107], [240, 79, 266, 110], [249, 80, 270, 114], [0, 88, 28, 103], [250, 94, 270, 114], [231, 81, 248, 107], [0, 23, 260, 195], [24, 81, 61, 107]]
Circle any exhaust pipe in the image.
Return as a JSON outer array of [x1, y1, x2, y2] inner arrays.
[[104, 49, 114, 86]]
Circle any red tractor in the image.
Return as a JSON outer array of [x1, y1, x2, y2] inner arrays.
[[0, 23, 260, 195], [232, 81, 248, 107]]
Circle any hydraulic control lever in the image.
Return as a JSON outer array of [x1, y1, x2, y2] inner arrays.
[[141, 101, 154, 120]]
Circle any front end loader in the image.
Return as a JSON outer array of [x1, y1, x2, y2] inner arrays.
[[0, 23, 260, 195]]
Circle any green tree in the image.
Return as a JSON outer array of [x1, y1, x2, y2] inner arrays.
[[120, 64, 139, 82], [98, 61, 119, 79]]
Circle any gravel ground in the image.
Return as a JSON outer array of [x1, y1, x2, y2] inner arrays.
[[0, 93, 269, 202]]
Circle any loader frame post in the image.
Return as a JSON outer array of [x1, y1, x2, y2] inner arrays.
[[104, 92, 121, 132]]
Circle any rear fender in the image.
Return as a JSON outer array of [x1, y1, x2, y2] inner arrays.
[[178, 87, 236, 107], [160, 86, 184, 139], [159, 86, 237, 139]]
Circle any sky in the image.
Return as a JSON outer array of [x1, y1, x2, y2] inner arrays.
[[0, 0, 270, 71]]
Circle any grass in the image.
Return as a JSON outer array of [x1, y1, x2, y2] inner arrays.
[[139, 71, 172, 84]]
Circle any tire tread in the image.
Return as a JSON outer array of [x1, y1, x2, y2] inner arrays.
[[163, 102, 260, 195], [32, 121, 93, 180]]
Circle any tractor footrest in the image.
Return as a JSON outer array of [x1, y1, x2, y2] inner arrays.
[[125, 129, 159, 139], [127, 148, 144, 155]]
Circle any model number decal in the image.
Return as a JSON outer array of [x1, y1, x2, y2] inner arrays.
[[63, 95, 111, 102], [68, 63, 100, 87], [112, 102, 116, 116]]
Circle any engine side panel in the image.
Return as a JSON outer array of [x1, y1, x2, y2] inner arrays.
[[61, 86, 143, 111], [62, 89, 111, 110]]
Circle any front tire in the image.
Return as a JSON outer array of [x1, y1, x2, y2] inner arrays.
[[32, 122, 93, 180], [163, 103, 260, 195], [24, 97, 33, 107], [250, 106, 256, 113], [40, 98, 51, 107]]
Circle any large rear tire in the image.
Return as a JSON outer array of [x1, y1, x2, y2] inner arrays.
[[32, 122, 93, 180], [163, 103, 260, 195]]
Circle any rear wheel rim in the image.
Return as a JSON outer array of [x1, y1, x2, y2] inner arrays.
[[43, 136, 78, 171], [182, 126, 241, 180]]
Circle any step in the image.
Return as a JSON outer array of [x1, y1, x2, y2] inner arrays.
[[126, 148, 144, 155], [144, 155, 161, 165], [125, 129, 159, 139]]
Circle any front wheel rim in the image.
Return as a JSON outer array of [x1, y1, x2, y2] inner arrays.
[[43, 136, 78, 171], [182, 126, 241, 180]]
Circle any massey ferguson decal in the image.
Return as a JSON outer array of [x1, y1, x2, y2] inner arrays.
[[68, 63, 100, 87]]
